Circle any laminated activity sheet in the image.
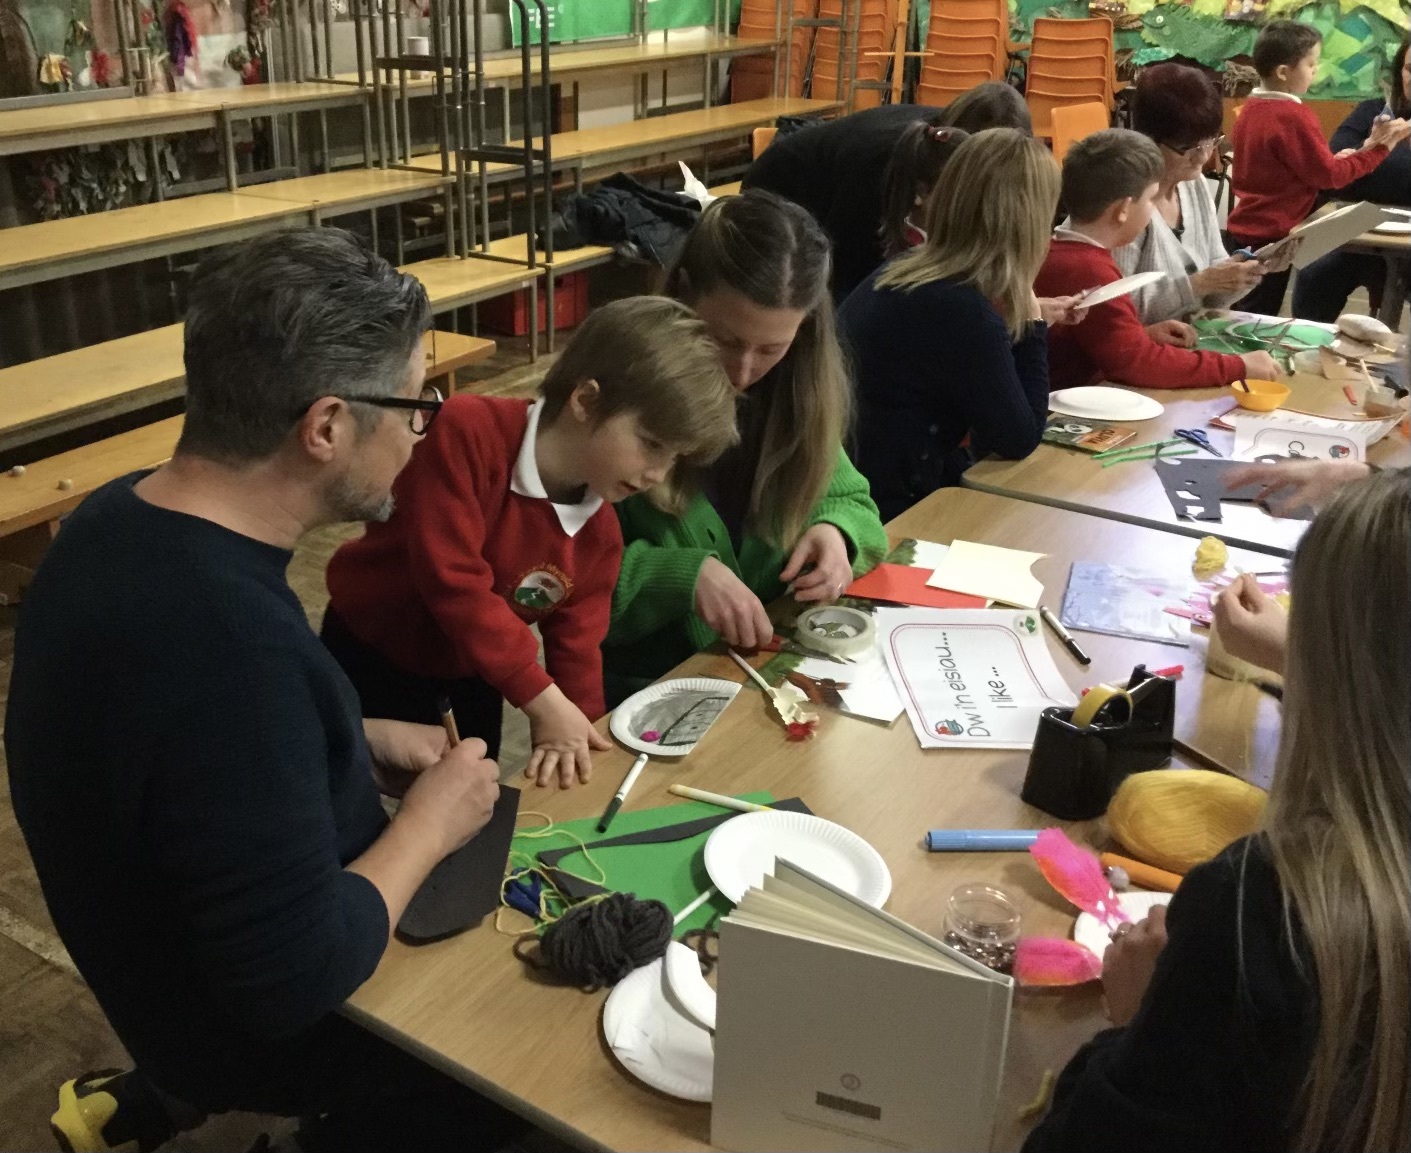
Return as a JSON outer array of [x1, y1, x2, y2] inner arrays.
[[882, 609, 1077, 750], [1228, 410, 1398, 463]]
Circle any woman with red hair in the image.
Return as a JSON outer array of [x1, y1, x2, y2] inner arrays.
[[1114, 63, 1276, 324]]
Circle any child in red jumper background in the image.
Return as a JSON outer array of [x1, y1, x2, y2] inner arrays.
[[322, 297, 737, 789], [1037, 129, 1281, 391], [1227, 18, 1410, 317]]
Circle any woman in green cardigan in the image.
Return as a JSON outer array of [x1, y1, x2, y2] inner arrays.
[[604, 190, 888, 705]]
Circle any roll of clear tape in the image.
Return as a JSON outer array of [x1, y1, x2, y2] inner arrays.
[[794, 605, 876, 658]]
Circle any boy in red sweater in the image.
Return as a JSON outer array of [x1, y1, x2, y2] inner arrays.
[[1227, 19, 1410, 316], [322, 297, 737, 788], [1037, 129, 1280, 391]]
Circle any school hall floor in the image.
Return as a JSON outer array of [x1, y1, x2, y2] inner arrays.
[[0, 335, 551, 1152]]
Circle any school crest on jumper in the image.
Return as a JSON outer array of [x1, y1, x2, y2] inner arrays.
[[509, 564, 572, 618]]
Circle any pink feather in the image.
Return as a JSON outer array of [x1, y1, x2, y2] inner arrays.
[[1013, 937, 1104, 986], [1029, 828, 1130, 930]]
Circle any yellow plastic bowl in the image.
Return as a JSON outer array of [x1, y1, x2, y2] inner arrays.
[[1231, 378, 1291, 411]]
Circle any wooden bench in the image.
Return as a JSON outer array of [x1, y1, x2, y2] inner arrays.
[[0, 330, 494, 603], [0, 169, 452, 292]]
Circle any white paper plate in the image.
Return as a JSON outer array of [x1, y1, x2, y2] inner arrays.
[[609, 677, 742, 757], [602, 956, 714, 1102], [703, 810, 892, 906], [1073, 890, 1173, 959], [1048, 386, 1165, 422], [1077, 271, 1167, 307], [1374, 221, 1411, 234]]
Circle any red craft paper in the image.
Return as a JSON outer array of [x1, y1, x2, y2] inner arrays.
[[845, 563, 986, 610]]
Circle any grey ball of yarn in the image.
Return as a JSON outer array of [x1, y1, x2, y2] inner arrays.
[[536, 892, 674, 991]]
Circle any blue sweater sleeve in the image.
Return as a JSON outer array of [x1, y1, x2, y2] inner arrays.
[[962, 316, 1050, 460], [150, 649, 389, 1039]]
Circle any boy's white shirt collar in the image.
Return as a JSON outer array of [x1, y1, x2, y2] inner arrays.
[[510, 397, 603, 537], [1249, 87, 1302, 102], [1053, 222, 1108, 248]]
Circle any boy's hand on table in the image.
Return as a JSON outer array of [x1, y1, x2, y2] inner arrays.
[[363, 718, 451, 797], [523, 683, 609, 789], [695, 556, 774, 649], [1145, 319, 1197, 348], [1210, 573, 1288, 675], [1225, 459, 1371, 517], [1191, 257, 1264, 297], [1101, 906, 1168, 1027], [782, 523, 853, 605], [1239, 350, 1282, 380]]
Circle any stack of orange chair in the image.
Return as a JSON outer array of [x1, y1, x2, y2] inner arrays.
[[1024, 16, 1121, 138], [916, 0, 1010, 107], [809, 0, 896, 109], [732, 0, 817, 100]]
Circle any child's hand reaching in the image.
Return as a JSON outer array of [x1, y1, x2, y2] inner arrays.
[[1211, 574, 1288, 675], [1145, 319, 1197, 348], [1365, 116, 1411, 150], [781, 523, 853, 604], [1239, 350, 1282, 381], [523, 683, 611, 788]]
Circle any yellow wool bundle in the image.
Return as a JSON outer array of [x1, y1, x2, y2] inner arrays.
[[1107, 769, 1268, 875]]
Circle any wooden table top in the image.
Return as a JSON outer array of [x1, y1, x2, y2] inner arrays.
[[345, 487, 1279, 1153], [402, 255, 546, 312], [0, 93, 216, 154], [161, 80, 367, 113], [336, 33, 778, 92], [231, 168, 451, 211], [965, 370, 1411, 558]]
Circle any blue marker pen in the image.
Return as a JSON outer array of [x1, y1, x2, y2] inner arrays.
[[926, 829, 1041, 852]]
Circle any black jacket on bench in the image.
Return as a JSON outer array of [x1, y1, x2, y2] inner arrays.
[[5, 474, 390, 1112]]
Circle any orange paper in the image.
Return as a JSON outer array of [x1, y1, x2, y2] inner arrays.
[[846, 563, 986, 610]]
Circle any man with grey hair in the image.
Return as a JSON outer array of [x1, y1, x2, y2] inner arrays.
[[6, 230, 511, 1151]]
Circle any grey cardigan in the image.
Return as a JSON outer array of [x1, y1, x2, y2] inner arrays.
[[1113, 176, 1243, 323]]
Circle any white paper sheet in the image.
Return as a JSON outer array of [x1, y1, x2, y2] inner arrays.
[[1229, 409, 1397, 463], [881, 609, 1077, 750], [925, 540, 1046, 607], [785, 608, 910, 724]]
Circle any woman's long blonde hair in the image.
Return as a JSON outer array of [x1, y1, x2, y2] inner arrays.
[[1261, 468, 1409, 1153], [876, 128, 1059, 339], [663, 190, 850, 548]]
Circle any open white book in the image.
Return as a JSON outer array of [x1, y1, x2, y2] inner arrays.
[[711, 862, 1013, 1153]]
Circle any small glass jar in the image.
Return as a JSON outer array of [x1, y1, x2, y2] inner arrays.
[[942, 883, 1022, 973]]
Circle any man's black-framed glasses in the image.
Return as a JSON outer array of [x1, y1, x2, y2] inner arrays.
[[318, 383, 445, 435]]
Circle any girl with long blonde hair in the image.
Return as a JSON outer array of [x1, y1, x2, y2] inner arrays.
[[603, 190, 888, 704], [838, 128, 1063, 520], [1026, 468, 1409, 1153]]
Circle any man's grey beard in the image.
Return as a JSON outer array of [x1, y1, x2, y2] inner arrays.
[[326, 474, 396, 524]]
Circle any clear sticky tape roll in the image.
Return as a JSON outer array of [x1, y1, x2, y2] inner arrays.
[[794, 605, 876, 658]]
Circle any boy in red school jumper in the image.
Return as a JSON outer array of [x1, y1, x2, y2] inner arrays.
[[1224, 21, 1411, 314], [1036, 129, 1281, 391], [1227, 19, 1410, 317], [322, 297, 737, 788]]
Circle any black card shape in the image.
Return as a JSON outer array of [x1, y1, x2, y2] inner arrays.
[[1152, 456, 1230, 521], [397, 784, 522, 943], [537, 797, 814, 903]]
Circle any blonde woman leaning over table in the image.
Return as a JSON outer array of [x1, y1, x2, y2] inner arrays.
[[1024, 468, 1410, 1153], [602, 191, 888, 707]]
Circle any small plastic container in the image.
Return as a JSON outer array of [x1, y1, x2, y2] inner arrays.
[[942, 884, 1022, 973], [1231, 378, 1291, 412]]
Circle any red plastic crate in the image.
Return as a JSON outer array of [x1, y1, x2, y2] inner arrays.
[[479, 270, 590, 336]]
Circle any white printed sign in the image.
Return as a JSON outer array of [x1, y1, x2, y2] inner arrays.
[[882, 610, 1077, 750]]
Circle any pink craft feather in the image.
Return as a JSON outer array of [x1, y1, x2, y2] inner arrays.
[[1030, 828, 1130, 930], [1013, 937, 1104, 986]]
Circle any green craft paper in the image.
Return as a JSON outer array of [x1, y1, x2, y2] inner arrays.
[[511, 792, 780, 933]]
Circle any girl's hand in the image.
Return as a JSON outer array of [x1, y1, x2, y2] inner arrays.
[[1145, 319, 1197, 348], [695, 556, 774, 650], [1211, 573, 1288, 675], [781, 523, 853, 605], [1224, 459, 1371, 517], [522, 683, 610, 789], [1038, 295, 1089, 326], [1101, 906, 1168, 1026]]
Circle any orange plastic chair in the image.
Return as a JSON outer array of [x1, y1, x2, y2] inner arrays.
[[752, 127, 778, 158], [1030, 15, 1114, 42], [931, 0, 1007, 22], [1027, 86, 1107, 137], [1049, 101, 1109, 163]]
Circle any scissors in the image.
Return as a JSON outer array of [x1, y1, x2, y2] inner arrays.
[[1173, 428, 1222, 456]]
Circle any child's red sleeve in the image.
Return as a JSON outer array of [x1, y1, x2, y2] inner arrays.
[[1276, 107, 1390, 190], [1071, 299, 1247, 390], [538, 519, 623, 721]]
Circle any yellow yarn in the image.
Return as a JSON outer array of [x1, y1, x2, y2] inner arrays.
[[1192, 536, 1228, 579], [1108, 769, 1268, 874], [493, 810, 610, 936]]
